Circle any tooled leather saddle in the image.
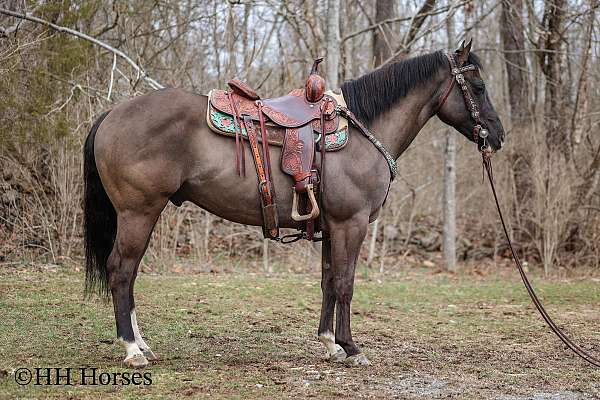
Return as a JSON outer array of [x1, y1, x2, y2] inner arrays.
[[207, 59, 348, 241]]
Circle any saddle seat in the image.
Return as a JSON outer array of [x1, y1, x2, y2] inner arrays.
[[228, 78, 334, 126]]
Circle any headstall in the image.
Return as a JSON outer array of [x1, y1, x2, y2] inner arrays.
[[437, 53, 490, 152]]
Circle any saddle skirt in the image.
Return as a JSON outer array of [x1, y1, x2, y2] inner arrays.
[[207, 89, 349, 151]]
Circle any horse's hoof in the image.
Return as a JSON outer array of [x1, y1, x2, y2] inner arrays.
[[142, 349, 159, 362], [344, 353, 370, 366], [124, 354, 148, 369], [329, 348, 347, 363]]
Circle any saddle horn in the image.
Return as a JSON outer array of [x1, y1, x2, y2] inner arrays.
[[305, 57, 326, 103], [310, 57, 324, 74]]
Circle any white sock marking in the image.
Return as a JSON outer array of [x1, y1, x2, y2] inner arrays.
[[119, 338, 143, 360], [130, 309, 150, 351], [318, 331, 341, 357]]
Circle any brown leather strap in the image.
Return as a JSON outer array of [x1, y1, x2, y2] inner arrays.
[[437, 53, 484, 147], [257, 101, 274, 195], [227, 91, 246, 176], [318, 99, 329, 234], [228, 78, 260, 100], [336, 105, 397, 180], [243, 115, 268, 190], [484, 155, 600, 368], [242, 115, 278, 239], [293, 171, 312, 182], [437, 77, 456, 113]]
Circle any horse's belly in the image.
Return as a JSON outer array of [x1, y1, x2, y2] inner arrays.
[[175, 142, 301, 229]]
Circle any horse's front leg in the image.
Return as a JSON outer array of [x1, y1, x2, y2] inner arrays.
[[318, 238, 346, 361], [330, 215, 370, 366]]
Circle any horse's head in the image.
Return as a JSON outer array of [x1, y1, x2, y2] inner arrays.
[[436, 40, 505, 152]]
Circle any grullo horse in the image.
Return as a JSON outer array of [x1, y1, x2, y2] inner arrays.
[[83, 41, 504, 368]]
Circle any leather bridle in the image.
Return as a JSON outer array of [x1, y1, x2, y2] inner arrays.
[[436, 53, 490, 152]]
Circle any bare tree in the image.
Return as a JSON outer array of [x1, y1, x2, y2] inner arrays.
[[442, 4, 456, 272], [500, 0, 530, 124], [0, 8, 164, 90], [396, 0, 438, 57]]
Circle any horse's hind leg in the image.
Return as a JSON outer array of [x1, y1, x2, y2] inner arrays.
[[318, 239, 346, 361], [107, 208, 162, 368]]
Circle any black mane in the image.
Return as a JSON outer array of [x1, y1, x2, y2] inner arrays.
[[341, 50, 481, 125]]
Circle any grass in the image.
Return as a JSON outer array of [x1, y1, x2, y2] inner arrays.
[[0, 265, 599, 399]]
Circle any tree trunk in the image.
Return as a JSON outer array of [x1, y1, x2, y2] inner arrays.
[[442, 129, 457, 271], [500, 0, 529, 122], [442, 11, 456, 272], [325, 0, 340, 87], [225, 1, 236, 78], [396, 0, 437, 59], [500, 0, 533, 242], [372, 0, 394, 67], [539, 0, 567, 153]]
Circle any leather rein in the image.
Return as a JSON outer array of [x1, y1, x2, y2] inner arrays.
[[439, 53, 600, 368]]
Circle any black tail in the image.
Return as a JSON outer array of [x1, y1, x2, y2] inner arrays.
[[83, 111, 115, 298]]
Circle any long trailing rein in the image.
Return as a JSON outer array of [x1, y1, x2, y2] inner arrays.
[[439, 49, 600, 367], [482, 154, 600, 367]]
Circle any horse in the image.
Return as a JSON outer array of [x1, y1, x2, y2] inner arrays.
[[83, 40, 505, 368]]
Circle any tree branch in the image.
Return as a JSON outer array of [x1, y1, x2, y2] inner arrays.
[[398, 0, 438, 55], [342, 0, 469, 44], [0, 8, 164, 90]]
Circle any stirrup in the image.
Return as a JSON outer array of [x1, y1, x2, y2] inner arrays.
[[291, 184, 319, 222]]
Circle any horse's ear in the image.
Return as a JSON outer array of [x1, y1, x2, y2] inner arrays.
[[456, 38, 472, 65]]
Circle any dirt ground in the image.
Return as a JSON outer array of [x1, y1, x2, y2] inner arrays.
[[0, 264, 599, 399]]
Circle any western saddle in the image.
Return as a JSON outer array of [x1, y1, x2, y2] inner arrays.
[[207, 59, 344, 241]]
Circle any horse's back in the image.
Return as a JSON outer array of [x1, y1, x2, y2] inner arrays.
[[98, 88, 206, 146], [93, 88, 207, 212]]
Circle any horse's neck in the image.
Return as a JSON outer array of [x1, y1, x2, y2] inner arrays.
[[370, 79, 441, 159]]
